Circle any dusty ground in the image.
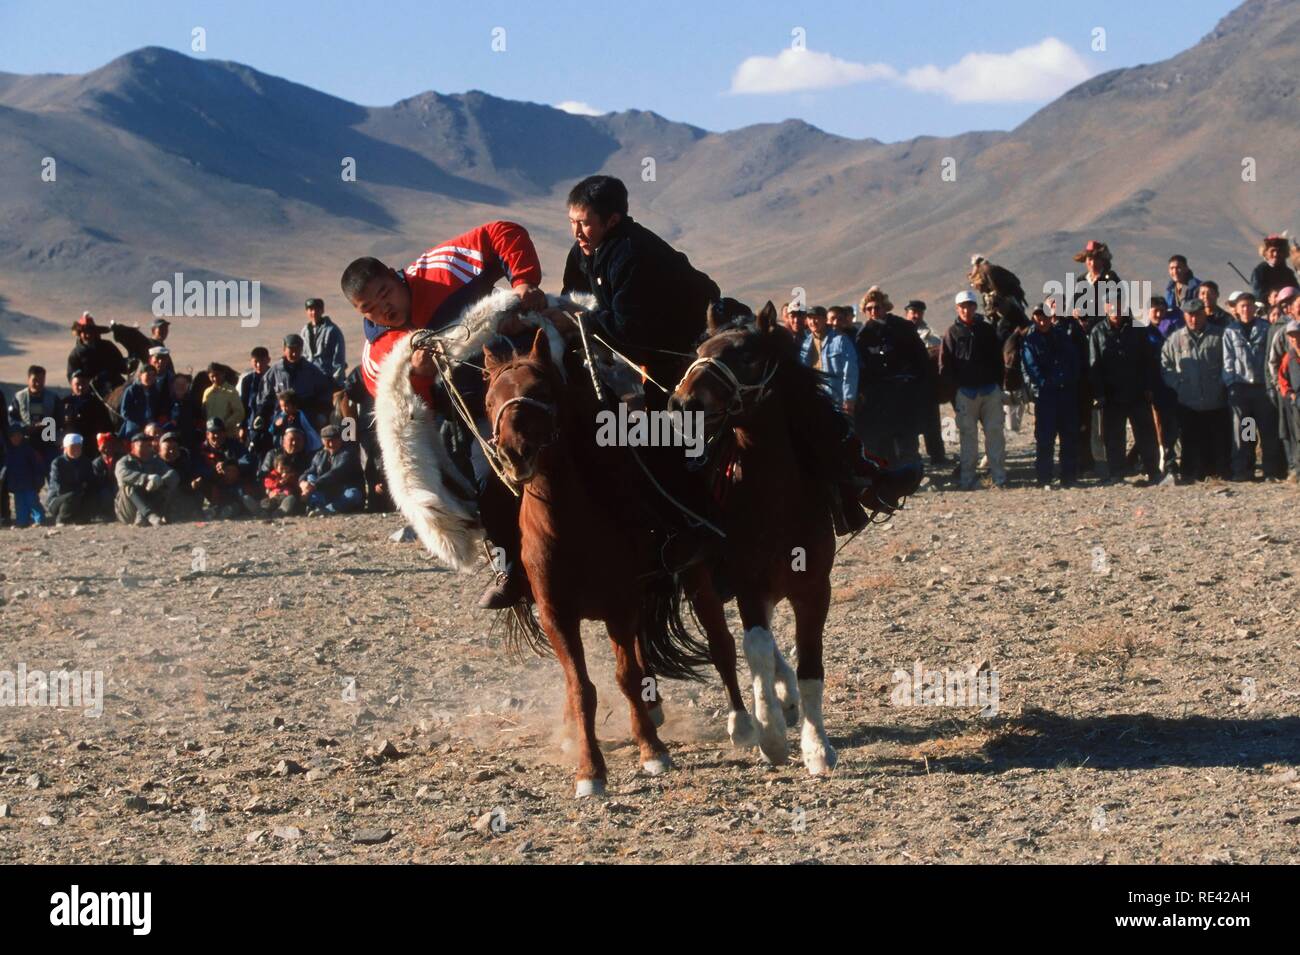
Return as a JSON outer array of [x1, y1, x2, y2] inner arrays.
[[1, 425, 1298, 865]]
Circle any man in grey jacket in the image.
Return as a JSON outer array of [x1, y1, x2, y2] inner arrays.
[[301, 298, 347, 386], [1161, 299, 1229, 482], [1222, 291, 1282, 480], [114, 432, 180, 526]]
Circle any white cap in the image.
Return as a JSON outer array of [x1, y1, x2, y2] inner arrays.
[[1226, 290, 1248, 304], [149, 345, 170, 356], [954, 290, 978, 306], [63, 433, 83, 448]]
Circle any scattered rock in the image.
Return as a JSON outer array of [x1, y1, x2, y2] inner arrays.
[[273, 759, 306, 777], [351, 828, 393, 845]]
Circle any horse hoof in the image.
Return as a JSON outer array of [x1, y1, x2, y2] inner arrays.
[[641, 753, 673, 776], [757, 723, 789, 765], [803, 743, 838, 776], [728, 710, 758, 748], [647, 703, 666, 728], [574, 778, 607, 798]]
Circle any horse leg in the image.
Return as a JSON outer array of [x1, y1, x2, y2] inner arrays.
[[632, 638, 665, 729], [608, 615, 673, 776], [539, 606, 606, 796], [772, 641, 801, 731], [739, 597, 788, 765], [684, 565, 755, 748], [790, 579, 836, 776]]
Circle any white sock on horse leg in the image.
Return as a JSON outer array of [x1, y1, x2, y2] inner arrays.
[[742, 627, 788, 764], [798, 678, 837, 776]]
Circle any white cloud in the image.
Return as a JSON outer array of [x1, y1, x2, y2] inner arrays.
[[726, 38, 1094, 103], [555, 100, 604, 116], [729, 48, 897, 95], [901, 38, 1094, 103]]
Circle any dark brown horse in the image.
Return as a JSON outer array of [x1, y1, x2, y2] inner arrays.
[[670, 301, 840, 774], [483, 329, 730, 796]]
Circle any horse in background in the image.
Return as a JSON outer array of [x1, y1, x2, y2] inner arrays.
[[483, 328, 718, 797], [670, 301, 843, 775]]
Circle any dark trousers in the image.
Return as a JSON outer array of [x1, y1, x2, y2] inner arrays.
[[1282, 398, 1300, 476], [921, 399, 947, 463], [1176, 405, 1231, 482], [1101, 400, 1158, 480], [47, 490, 92, 524], [1229, 384, 1283, 480], [1152, 392, 1180, 475], [1033, 388, 1078, 485]]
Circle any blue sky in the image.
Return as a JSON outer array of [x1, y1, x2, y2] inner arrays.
[[0, 0, 1239, 141]]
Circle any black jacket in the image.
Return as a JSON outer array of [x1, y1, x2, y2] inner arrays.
[[46, 452, 94, 501], [1251, 261, 1299, 305], [58, 394, 113, 449], [66, 338, 127, 390], [938, 316, 1003, 392], [561, 216, 719, 384], [304, 443, 363, 495], [854, 314, 930, 389], [1088, 317, 1152, 404]]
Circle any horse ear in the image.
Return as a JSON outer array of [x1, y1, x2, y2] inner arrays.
[[756, 301, 778, 333], [483, 344, 505, 379], [528, 327, 551, 365], [706, 301, 722, 335]]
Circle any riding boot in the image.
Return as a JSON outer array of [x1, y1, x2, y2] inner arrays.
[[475, 475, 531, 610], [840, 431, 923, 515]]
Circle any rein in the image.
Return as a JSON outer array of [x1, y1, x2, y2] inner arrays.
[[490, 394, 557, 448], [680, 354, 778, 417]]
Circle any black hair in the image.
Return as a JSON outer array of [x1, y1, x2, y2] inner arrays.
[[251, 346, 270, 361], [277, 388, 299, 408], [566, 175, 629, 221], [27, 365, 45, 378], [1149, 296, 1166, 309], [1168, 254, 1188, 267], [1202, 280, 1219, 293], [341, 256, 392, 302]]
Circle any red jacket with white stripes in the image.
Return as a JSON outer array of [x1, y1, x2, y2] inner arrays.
[[359, 221, 542, 401]]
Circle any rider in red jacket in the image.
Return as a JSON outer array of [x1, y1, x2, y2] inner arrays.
[[342, 220, 546, 608]]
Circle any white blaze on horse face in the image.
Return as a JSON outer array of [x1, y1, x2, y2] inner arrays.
[[798, 679, 837, 776], [742, 626, 788, 765]]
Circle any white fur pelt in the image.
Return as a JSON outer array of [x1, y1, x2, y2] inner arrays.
[[373, 287, 583, 571]]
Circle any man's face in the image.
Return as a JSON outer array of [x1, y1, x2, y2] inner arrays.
[[1147, 305, 1166, 326], [152, 325, 169, 342], [306, 306, 323, 324], [807, 312, 828, 336], [150, 354, 167, 374], [905, 308, 924, 325], [1186, 310, 1207, 333], [324, 435, 342, 455], [77, 329, 94, 345], [1234, 299, 1255, 323], [28, 372, 44, 394], [140, 367, 156, 386], [283, 344, 302, 364], [1199, 285, 1218, 310], [568, 204, 619, 256], [71, 376, 86, 396], [251, 355, 269, 375], [205, 430, 223, 448], [348, 271, 411, 329], [160, 440, 180, 463], [1032, 313, 1051, 332], [831, 310, 854, 333], [132, 439, 153, 460], [283, 432, 302, 454], [66, 443, 84, 459], [1265, 246, 1281, 267], [787, 311, 806, 334], [1085, 253, 1103, 274], [956, 302, 977, 323]]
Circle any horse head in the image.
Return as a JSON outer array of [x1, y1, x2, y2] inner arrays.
[[670, 300, 784, 439], [483, 327, 562, 486]]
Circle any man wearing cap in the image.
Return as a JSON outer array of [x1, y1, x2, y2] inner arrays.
[[939, 290, 1007, 489], [829, 305, 858, 338], [1161, 299, 1230, 482], [300, 424, 365, 514], [45, 433, 96, 525], [114, 431, 179, 526], [66, 313, 127, 392], [255, 334, 334, 433], [301, 298, 347, 386], [149, 318, 170, 344], [158, 431, 201, 520], [1089, 297, 1158, 483], [58, 370, 112, 459], [118, 362, 164, 439], [195, 419, 257, 518], [904, 300, 949, 467], [1021, 305, 1080, 487], [783, 302, 808, 350], [1223, 290, 1281, 480], [257, 427, 312, 489], [1251, 236, 1298, 306], [801, 304, 858, 415]]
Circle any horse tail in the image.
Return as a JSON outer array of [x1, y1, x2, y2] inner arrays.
[[636, 573, 711, 682]]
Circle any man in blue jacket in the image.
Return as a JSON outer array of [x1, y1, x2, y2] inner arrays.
[[300, 425, 365, 514], [1021, 306, 1080, 486], [119, 363, 162, 439], [45, 432, 96, 525]]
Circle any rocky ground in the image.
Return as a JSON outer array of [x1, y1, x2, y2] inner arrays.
[[1, 426, 1298, 864]]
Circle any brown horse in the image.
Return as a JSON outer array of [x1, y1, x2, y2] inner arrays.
[[483, 328, 728, 796], [670, 301, 841, 774]]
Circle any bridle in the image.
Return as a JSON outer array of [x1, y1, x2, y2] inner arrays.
[[490, 394, 558, 450], [678, 352, 778, 419]]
